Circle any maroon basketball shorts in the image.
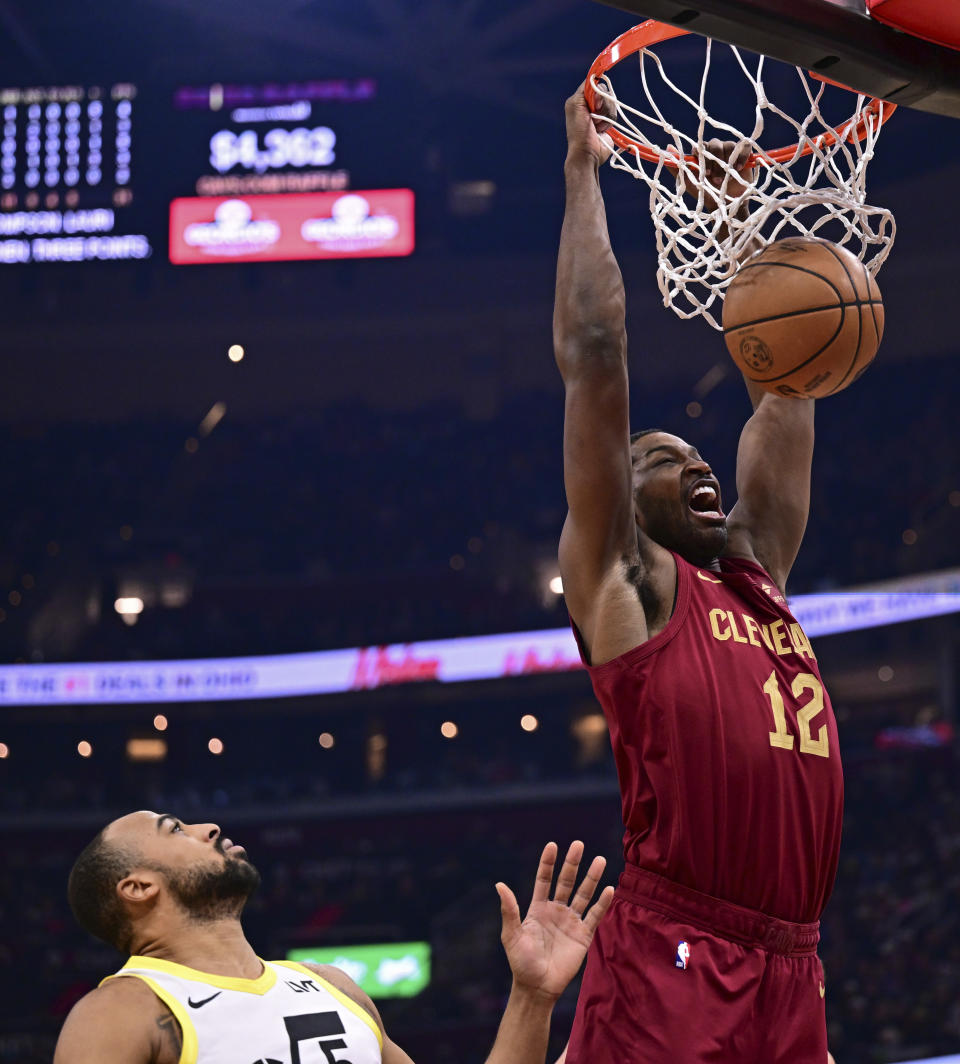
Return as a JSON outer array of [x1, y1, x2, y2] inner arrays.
[[566, 865, 828, 1064]]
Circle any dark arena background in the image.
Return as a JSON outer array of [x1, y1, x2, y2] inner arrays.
[[1, 1, 959, 1062]]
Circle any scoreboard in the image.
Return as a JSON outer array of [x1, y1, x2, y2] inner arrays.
[[169, 78, 413, 264], [1, 85, 134, 204], [0, 78, 414, 266], [0, 84, 150, 262]]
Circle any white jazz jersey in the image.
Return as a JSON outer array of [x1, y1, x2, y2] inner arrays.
[[102, 956, 383, 1064]]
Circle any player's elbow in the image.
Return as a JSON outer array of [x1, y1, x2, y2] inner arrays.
[[554, 324, 626, 380]]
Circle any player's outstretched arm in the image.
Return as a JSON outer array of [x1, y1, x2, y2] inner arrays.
[[481, 840, 614, 1064], [724, 379, 815, 594], [683, 139, 814, 594], [316, 842, 613, 1064], [554, 85, 637, 641]]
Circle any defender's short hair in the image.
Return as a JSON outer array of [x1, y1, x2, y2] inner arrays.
[[67, 830, 136, 953]]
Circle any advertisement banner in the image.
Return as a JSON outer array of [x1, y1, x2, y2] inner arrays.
[[0, 573, 958, 707], [0, 628, 579, 706], [169, 188, 414, 264], [890, 1057, 960, 1064]]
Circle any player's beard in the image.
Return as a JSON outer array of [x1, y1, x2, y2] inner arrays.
[[162, 850, 262, 923], [640, 502, 728, 568]]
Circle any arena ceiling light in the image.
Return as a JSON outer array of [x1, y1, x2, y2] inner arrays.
[[114, 595, 144, 616], [198, 401, 226, 437], [127, 737, 167, 762]]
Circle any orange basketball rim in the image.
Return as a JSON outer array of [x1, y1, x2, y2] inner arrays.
[[584, 19, 898, 168]]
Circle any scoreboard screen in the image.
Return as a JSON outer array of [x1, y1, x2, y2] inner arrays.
[[0, 78, 415, 266], [0, 84, 151, 263], [168, 79, 413, 265]]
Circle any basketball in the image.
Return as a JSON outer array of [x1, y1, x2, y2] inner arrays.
[[721, 237, 884, 399]]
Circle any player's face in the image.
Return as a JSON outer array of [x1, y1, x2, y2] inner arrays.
[[107, 810, 261, 917], [631, 432, 727, 566]]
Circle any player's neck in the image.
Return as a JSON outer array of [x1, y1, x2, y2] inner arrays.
[[133, 917, 262, 979]]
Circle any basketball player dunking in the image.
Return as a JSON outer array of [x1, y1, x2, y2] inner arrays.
[[555, 85, 842, 1063], [55, 812, 613, 1064]]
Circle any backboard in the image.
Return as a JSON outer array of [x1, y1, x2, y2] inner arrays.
[[593, 0, 960, 118]]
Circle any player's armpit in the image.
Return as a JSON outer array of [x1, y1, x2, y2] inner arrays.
[[54, 979, 160, 1064], [724, 390, 815, 592]]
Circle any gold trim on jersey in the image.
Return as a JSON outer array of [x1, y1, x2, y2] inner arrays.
[[273, 960, 384, 1049], [105, 972, 199, 1064], [114, 955, 278, 994]]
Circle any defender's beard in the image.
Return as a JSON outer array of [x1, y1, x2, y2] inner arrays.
[[163, 854, 262, 922]]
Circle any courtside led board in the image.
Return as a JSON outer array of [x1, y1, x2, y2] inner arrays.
[[1, 568, 958, 705], [287, 943, 430, 999]]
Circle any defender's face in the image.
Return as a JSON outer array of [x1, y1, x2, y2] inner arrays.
[[105, 810, 261, 919], [106, 810, 251, 871], [631, 432, 727, 565]]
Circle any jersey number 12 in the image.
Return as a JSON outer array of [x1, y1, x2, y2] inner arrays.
[[763, 671, 829, 758]]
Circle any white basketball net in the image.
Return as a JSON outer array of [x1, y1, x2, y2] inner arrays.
[[592, 38, 896, 329]]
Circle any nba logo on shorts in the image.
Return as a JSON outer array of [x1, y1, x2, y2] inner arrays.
[[675, 941, 691, 970]]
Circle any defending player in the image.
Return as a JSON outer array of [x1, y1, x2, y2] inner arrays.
[[554, 84, 842, 1063], [56, 811, 613, 1064]]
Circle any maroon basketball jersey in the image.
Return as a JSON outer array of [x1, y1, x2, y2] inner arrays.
[[576, 552, 843, 923]]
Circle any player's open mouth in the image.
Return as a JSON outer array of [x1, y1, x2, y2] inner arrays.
[[688, 482, 725, 522], [221, 838, 246, 857]]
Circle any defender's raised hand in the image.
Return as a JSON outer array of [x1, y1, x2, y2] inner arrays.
[[496, 841, 614, 1000]]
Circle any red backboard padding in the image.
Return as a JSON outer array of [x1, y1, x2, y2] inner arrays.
[[867, 0, 960, 52]]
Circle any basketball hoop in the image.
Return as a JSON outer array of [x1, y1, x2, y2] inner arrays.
[[585, 21, 897, 329]]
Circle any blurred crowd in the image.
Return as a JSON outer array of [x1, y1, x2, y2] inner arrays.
[[0, 354, 957, 664], [0, 683, 615, 820], [821, 749, 960, 1061], [0, 746, 957, 1063], [0, 673, 948, 822]]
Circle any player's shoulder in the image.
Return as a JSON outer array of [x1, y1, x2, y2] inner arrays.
[[295, 961, 385, 1036], [55, 975, 166, 1063], [720, 544, 786, 589], [68, 972, 163, 1018]]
